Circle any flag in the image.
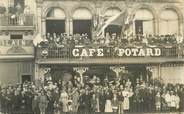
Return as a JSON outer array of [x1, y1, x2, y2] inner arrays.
[[93, 14, 100, 29], [124, 13, 135, 32], [97, 10, 128, 36], [33, 33, 43, 46]]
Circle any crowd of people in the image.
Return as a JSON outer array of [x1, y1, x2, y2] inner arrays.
[[38, 32, 183, 48], [1, 74, 184, 114]]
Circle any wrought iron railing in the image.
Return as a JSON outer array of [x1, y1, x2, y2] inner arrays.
[[36, 45, 183, 59], [0, 14, 34, 26]]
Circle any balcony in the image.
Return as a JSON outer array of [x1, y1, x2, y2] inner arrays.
[[0, 14, 35, 31], [0, 39, 34, 59], [35, 32, 184, 64], [36, 45, 184, 64]]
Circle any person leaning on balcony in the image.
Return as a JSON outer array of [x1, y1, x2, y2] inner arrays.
[[53, 33, 57, 42], [142, 35, 148, 45], [177, 34, 183, 44], [15, 3, 24, 25], [68, 34, 75, 47], [83, 34, 90, 45], [109, 33, 117, 45], [78, 34, 84, 45], [24, 5, 31, 14], [121, 35, 129, 46], [46, 33, 51, 41]]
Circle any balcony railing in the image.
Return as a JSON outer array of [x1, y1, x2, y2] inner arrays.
[[36, 45, 183, 59], [0, 14, 34, 26]]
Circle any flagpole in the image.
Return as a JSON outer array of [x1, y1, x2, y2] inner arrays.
[[120, 0, 129, 38]]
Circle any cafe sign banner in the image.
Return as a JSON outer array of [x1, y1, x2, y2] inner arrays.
[[72, 48, 161, 57]]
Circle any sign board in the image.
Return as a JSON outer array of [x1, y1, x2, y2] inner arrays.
[[72, 48, 161, 57]]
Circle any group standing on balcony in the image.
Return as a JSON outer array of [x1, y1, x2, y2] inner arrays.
[[38, 32, 184, 48], [0, 2, 31, 26]]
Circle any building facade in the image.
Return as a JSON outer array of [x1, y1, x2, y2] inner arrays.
[[0, 0, 36, 85], [0, 0, 184, 85]]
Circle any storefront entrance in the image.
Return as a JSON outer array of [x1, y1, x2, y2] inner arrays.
[[46, 65, 150, 86]]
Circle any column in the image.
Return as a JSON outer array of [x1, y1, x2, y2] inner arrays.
[[69, 18, 73, 35], [65, 18, 70, 35], [34, 63, 39, 81], [34, 64, 45, 86], [42, 18, 46, 35], [36, 1, 43, 34], [110, 66, 126, 78], [73, 67, 88, 84], [158, 64, 161, 80], [154, 19, 158, 35], [179, 19, 183, 35]]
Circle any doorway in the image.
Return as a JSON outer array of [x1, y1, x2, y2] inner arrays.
[[135, 20, 143, 34], [125, 65, 149, 84], [46, 20, 65, 34], [73, 20, 92, 39], [21, 75, 31, 83]]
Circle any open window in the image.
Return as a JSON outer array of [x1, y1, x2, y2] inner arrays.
[[46, 7, 66, 34], [73, 8, 93, 39]]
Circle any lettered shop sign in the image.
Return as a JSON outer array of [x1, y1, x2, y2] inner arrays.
[[72, 48, 161, 57]]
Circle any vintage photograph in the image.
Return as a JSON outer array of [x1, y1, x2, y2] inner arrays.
[[0, 0, 184, 114]]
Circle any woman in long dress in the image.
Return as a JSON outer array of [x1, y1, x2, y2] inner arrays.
[[122, 87, 133, 113], [112, 93, 119, 112], [104, 90, 113, 112], [91, 94, 97, 112], [59, 89, 69, 112]]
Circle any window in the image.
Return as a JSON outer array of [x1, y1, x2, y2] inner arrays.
[[160, 9, 179, 35], [73, 8, 93, 39], [10, 34, 23, 39], [46, 8, 66, 34], [8, 0, 25, 14], [134, 9, 154, 35]]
